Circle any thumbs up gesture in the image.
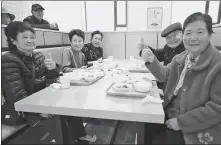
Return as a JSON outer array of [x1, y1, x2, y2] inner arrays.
[[137, 38, 148, 51]]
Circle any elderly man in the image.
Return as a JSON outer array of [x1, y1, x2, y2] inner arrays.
[[1, 7, 15, 25], [138, 22, 185, 89], [23, 3, 58, 30]]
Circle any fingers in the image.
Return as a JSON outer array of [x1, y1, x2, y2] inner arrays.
[[81, 66, 87, 69], [142, 48, 153, 57]]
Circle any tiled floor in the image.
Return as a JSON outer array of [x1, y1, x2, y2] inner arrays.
[[84, 119, 136, 144]]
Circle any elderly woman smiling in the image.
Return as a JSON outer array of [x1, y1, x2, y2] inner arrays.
[[2, 22, 97, 144], [61, 29, 86, 72], [1, 21, 60, 124], [141, 12, 221, 144], [81, 30, 104, 64]]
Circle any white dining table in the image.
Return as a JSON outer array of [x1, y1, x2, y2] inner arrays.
[[14, 59, 165, 144]]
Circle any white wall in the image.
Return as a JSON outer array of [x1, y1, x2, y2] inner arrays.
[[86, 1, 114, 32], [171, 1, 206, 25], [2, 1, 32, 21], [38, 1, 85, 32], [2, 1, 220, 32], [127, 1, 172, 31]]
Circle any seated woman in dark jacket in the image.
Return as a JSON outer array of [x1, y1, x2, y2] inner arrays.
[[81, 30, 103, 64], [2, 21, 60, 115], [2, 21, 96, 143]]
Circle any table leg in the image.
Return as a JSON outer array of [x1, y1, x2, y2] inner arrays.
[[136, 122, 145, 144], [110, 120, 121, 145], [55, 115, 71, 144]]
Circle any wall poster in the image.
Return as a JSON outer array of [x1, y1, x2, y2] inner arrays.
[[147, 7, 163, 28]]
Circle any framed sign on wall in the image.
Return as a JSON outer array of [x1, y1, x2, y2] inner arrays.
[[147, 7, 163, 28]]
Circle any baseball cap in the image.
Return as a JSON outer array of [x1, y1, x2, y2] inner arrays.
[[32, 4, 45, 11]]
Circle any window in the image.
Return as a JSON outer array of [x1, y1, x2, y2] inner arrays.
[[114, 1, 127, 30], [205, 1, 221, 25], [86, 1, 114, 31]]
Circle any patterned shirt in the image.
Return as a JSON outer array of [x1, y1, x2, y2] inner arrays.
[[81, 43, 103, 63], [174, 53, 199, 95]]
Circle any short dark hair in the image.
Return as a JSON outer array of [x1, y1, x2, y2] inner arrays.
[[5, 21, 35, 51], [69, 29, 85, 42], [183, 12, 214, 34], [91, 30, 103, 40]]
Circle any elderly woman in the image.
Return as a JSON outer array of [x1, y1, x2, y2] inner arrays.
[[81, 30, 103, 64], [2, 22, 96, 144], [141, 12, 221, 144], [2, 22, 60, 124], [61, 29, 86, 73]]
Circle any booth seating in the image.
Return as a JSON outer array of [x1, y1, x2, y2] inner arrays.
[[34, 46, 70, 65], [1, 94, 28, 143]]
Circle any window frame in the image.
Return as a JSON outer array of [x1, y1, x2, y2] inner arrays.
[[114, 1, 128, 30], [205, 1, 221, 25]]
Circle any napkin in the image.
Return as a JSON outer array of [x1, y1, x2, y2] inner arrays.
[[141, 94, 163, 104]]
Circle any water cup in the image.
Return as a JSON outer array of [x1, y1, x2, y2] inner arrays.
[[60, 76, 70, 89], [122, 68, 129, 76], [108, 56, 113, 62], [130, 56, 135, 61], [103, 65, 109, 74]]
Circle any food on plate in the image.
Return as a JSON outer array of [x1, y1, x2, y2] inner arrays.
[[63, 68, 105, 82], [83, 74, 97, 82], [133, 79, 152, 93], [112, 83, 132, 92]]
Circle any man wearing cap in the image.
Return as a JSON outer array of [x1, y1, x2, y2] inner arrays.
[[23, 3, 59, 30], [139, 22, 185, 66], [138, 22, 185, 89], [1, 7, 15, 25]]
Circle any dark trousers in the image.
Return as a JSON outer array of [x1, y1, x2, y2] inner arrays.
[[60, 116, 86, 144], [145, 123, 185, 144]]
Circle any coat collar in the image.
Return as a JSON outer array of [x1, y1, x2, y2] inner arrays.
[[12, 49, 34, 60], [175, 43, 215, 71]]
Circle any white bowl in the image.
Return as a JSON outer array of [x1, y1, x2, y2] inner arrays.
[[133, 80, 152, 93]]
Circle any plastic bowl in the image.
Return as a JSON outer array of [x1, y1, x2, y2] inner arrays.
[[133, 80, 152, 93]]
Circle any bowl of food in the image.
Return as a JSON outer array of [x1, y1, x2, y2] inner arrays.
[[112, 83, 132, 92], [133, 79, 152, 93]]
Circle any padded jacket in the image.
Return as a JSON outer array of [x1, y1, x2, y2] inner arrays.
[[1, 50, 61, 109]]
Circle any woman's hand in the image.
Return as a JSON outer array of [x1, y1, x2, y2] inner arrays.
[[45, 59, 56, 70], [81, 66, 87, 69], [137, 38, 148, 50], [141, 48, 155, 63], [165, 118, 180, 131]]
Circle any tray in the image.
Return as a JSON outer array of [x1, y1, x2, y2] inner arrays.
[[70, 74, 105, 86], [106, 83, 148, 98]]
